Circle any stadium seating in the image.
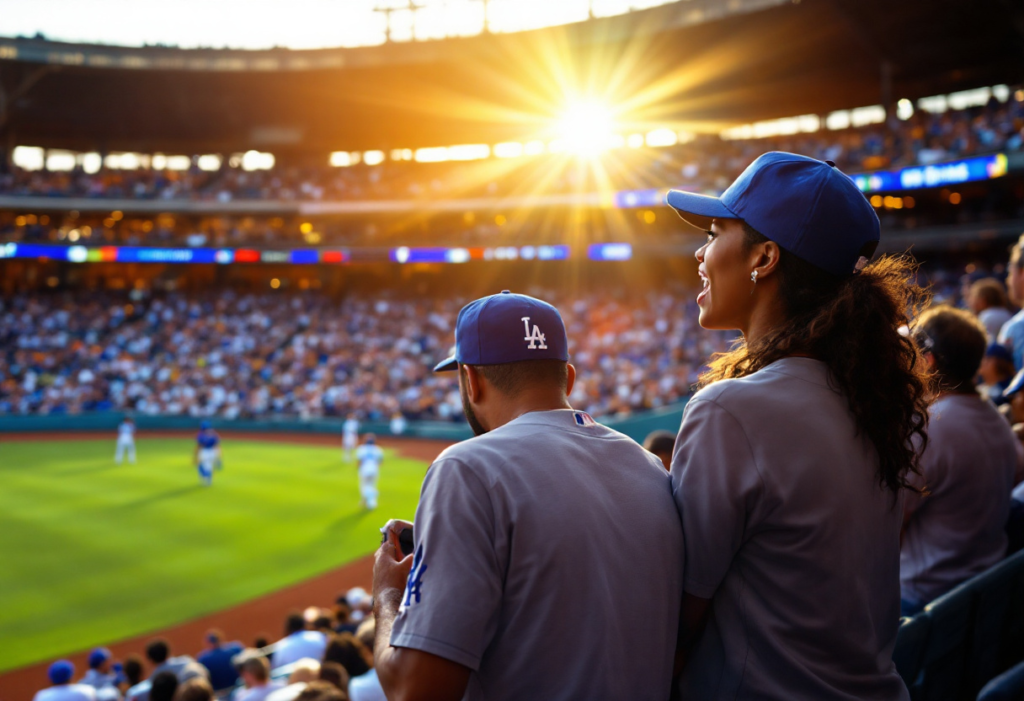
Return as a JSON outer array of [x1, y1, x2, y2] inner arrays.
[[976, 660, 1024, 701], [894, 549, 1024, 700]]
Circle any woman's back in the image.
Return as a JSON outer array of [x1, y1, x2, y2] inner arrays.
[[672, 357, 908, 700]]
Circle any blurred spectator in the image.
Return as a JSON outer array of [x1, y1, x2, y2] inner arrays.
[[968, 278, 1014, 341], [195, 629, 243, 691], [999, 236, 1024, 369], [265, 659, 320, 701], [332, 597, 358, 635], [346, 621, 384, 701], [147, 672, 178, 701], [126, 640, 208, 701], [642, 429, 675, 471], [979, 344, 1017, 406], [316, 662, 349, 694], [294, 681, 347, 701], [170, 678, 213, 701], [902, 306, 1021, 614], [271, 614, 327, 671], [235, 653, 282, 701], [78, 648, 122, 701], [122, 657, 144, 689], [34, 661, 96, 701], [322, 635, 371, 680]]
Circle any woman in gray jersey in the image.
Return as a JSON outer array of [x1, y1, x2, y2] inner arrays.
[[665, 152, 929, 700]]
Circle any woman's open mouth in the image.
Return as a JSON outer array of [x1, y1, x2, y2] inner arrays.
[[697, 270, 709, 305]]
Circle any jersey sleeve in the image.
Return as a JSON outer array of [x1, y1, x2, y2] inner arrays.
[[389, 456, 502, 671], [670, 397, 764, 599]]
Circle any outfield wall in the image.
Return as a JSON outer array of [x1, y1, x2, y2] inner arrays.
[[0, 401, 688, 445]]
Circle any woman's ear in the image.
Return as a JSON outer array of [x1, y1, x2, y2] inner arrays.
[[753, 240, 783, 279]]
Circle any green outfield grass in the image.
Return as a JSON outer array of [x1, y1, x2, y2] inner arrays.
[[0, 437, 427, 673]]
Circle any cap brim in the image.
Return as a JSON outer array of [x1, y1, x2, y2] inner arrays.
[[665, 189, 738, 230], [433, 356, 458, 372]]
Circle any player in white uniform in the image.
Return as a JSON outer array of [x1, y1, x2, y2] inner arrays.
[[194, 421, 221, 487], [356, 434, 385, 510], [114, 417, 136, 464], [389, 411, 407, 436], [342, 414, 360, 462]]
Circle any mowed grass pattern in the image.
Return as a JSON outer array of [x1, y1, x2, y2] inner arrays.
[[0, 437, 427, 672]]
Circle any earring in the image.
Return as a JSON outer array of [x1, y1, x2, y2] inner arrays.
[[750, 270, 758, 295]]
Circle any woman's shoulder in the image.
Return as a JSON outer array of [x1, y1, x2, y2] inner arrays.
[[690, 358, 832, 410]]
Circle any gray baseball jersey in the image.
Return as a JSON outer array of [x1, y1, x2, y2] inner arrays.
[[672, 358, 908, 700], [901, 394, 1018, 605], [390, 408, 684, 701]]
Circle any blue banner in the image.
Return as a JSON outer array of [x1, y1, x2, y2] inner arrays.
[[851, 153, 1008, 193]]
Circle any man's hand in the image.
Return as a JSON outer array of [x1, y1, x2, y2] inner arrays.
[[373, 533, 414, 604], [371, 523, 471, 701]]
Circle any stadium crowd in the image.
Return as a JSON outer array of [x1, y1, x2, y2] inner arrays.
[[1, 93, 1021, 203], [33, 590, 386, 701], [0, 286, 733, 420]]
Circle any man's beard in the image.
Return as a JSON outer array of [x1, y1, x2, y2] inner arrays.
[[460, 380, 488, 436]]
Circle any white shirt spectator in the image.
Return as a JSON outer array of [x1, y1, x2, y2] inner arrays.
[[271, 632, 327, 670], [236, 682, 285, 701], [34, 686, 97, 701], [348, 670, 386, 701], [902, 394, 1020, 606]]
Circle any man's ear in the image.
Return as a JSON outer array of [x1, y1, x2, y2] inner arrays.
[[463, 364, 484, 403], [565, 363, 576, 397]]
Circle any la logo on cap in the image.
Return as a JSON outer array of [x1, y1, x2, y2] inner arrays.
[[522, 317, 548, 349]]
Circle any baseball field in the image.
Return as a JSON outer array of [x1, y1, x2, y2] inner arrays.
[[0, 434, 430, 674]]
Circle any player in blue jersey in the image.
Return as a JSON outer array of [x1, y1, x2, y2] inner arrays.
[[194, 420, 221, 486], [356, 434, 385, 510]]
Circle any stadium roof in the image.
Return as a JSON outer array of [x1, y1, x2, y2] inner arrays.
[[0, 0, 1021, 155]]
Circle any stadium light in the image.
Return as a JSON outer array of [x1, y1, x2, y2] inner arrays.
[[363, 150, 385, 166], [45, 151, 76, 172], [241, 150, 275, 171], [556, 99, 617, 157], [644, 128, 677, 148], [494, 142, 524, 158], [81, 153, 103, 174], [197, 155, 222, 171], [12, 146, 44, 171]]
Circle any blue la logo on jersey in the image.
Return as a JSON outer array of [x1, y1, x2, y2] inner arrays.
[[401, 544, 428, 610]]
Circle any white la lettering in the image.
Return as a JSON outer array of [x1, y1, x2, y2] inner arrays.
[[521, 316, 548, 349]]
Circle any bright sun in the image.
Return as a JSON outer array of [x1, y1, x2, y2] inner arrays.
[[556, 99, 617, 156]]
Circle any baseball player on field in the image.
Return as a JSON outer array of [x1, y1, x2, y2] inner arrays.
[[114, 417, 136, 464], [342, 413, 360, 462], [194, 420, 221, 487], [356, 434, 385, 510], [371, 291, 683, 701]]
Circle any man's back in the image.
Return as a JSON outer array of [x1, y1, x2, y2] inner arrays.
[[197, 642, 243, 690], [902, 394, 1018, 604], [34, 686, 96, 701], [390, 409, 683, 701]]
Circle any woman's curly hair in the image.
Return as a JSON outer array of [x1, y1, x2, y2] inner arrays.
[[699, 224, 930, 495]]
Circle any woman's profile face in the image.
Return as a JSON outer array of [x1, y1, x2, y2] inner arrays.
[[695, 218, 758, 331]]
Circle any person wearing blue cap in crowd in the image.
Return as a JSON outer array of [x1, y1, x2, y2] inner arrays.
[[979, 342, 1017, 406], [666, 152, 930, 700], [34, 660, 96, 701], [79, 648, 125, 701], [194, 421, 221, 486], [371, 291, 684, 701]]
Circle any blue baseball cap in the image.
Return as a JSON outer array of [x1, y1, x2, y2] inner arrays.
[[434, 291, 568, 372], [1004, 368, 1024, 399], [986, 343, 1014, 365], [48, 660, 74, 685], [200, 420, 212, 430], [88, 647, 112, 669], [666, 151, 880, 276]]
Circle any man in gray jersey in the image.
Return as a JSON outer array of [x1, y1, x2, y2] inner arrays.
[[371, 290, 684, 701]]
